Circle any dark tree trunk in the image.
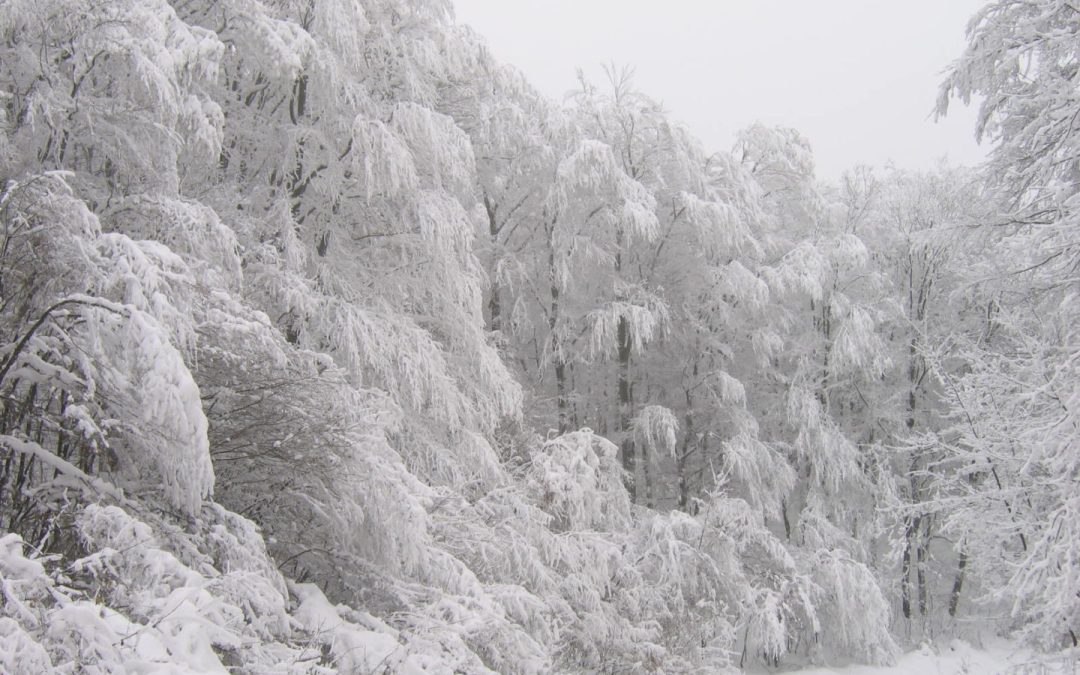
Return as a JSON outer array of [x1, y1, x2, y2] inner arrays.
[[489, 288, 501, 333], [917, 516, 930, 616], [901, 515, 920, 619], [617, 316, 634, 499], [554, 357, 568, 433], [948, 549, 967, 617], [781, 499, 792, 540], [819, 300, 832, 407], [678, 383, 694, 511], [484, 194, 502, 332], [551, 284, 567, 433], [546, 222, 570, 433]]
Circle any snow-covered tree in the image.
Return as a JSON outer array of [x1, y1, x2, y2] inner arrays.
[[932, 0, 1080, 648]]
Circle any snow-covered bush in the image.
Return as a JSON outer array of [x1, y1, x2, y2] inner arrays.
[[0, 507, 311, 672]]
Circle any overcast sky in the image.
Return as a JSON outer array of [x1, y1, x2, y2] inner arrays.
[[452, 0, 988, 181]]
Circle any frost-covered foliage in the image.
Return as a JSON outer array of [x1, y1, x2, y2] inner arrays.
[[932, 0, 1080, 650], [0, 504, 482, 672], [0, 0, 1004, 670]]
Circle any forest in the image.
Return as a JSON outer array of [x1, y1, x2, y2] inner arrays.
[[0, 0, 1077, 672]]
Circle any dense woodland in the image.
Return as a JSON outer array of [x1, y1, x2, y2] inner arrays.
[[0, 0, 1077, 672]]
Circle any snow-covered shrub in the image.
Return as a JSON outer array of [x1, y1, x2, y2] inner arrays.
[[528, 429, 631, 532], [0, 507, 322, 672], [801, 548, 899, 664]]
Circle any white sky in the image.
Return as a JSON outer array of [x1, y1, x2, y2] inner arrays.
[[451, 0, 989, 181]]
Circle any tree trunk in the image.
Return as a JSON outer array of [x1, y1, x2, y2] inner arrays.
[[554, 357, 568, 433], [545, 218, 571, 434], [917, 516, 930, 616], [617, 315, 635, 498], [484, 194, 502, 332], [678, 383, 694, 511], [676, 444, 689, 510], [907, 333, 919, 431], [489, 291, 501, 333], [781, 498, 792, 540], [948, 549, 967, 617], [549, 281, 567, 433], [901, 515, 920, 619], [818, 299, 832, 407]]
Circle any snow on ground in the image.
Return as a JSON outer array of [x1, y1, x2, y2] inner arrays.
[[788, 640, 1078, 675]]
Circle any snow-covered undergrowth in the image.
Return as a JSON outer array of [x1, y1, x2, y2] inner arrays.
[[0, 503, 483, 673]]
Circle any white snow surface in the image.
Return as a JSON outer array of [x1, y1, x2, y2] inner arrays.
[[786, 639, 1079, 675]]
